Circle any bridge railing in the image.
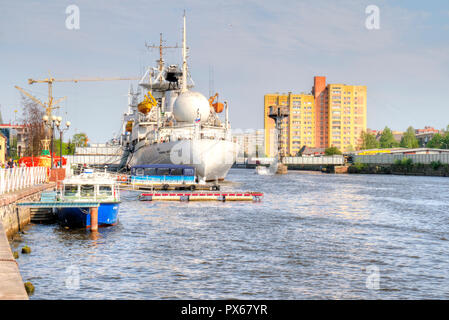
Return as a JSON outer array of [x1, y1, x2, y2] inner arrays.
[[0, 167, 47, 195], [282, 156, 345, 165], [353, 153, 449, 164]]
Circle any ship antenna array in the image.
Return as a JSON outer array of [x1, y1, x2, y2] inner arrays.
[[145, 33, 181, 72]]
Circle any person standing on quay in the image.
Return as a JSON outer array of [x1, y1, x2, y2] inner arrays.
[[7, 158, 13, 168]]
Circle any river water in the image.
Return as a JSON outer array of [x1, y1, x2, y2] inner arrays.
[[10, 169, 449, 299]]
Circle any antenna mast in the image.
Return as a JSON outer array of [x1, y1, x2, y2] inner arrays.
[[145, 33, 179, 73], [181, 11, 188, 93]]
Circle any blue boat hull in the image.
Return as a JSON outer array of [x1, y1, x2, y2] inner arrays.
[[57, 202, 120, 229]]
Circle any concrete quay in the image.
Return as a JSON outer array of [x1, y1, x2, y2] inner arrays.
[[0, 183, 56, 237], [0, 222, 28, 300], [0, 183, 56, 300]]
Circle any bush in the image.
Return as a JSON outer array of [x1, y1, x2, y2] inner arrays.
[[431, 160, 442, 170], [401, 158, 413, 167], [325, 146, 342, 156], [353, 161, 366, 171], [414, 162, 425, 170]]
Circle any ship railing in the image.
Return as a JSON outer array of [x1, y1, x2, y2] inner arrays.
[[0, 166, 48, 195]]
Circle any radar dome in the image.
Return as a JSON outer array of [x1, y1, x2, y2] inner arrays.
[[173, 91, 210, 123]]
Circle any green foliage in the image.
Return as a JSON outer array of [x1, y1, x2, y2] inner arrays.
[[393, 158, 413, 171], [359, 131, 380, 150], [401, 157, 413, 167], [427, 130, 449, 149], [66, 139, 76, 155], [325, 146, 342, 156], [400, 126, 419, 149], [379, 126, 399, 148], [414, 162, 425, 170], [73, 133, 88, 147], [353, 161, 366, 171], [431, 160, 442, 170], [53, 139, 76, 156]]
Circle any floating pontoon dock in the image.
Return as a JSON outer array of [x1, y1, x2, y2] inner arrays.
[[138, 192, 263, 202]]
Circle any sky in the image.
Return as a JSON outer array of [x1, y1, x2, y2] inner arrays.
[[0, 0, 448, 142]]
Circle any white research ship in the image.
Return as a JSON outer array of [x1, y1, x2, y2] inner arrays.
[[119, 14, 239, 181]]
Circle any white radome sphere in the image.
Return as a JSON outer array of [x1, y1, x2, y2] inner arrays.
[[173, 91, 210, 123]]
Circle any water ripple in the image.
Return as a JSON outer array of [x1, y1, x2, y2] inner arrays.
[[10, 169, 449, 299]]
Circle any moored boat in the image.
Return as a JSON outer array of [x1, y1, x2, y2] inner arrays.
[[57, 169, 120, 229]]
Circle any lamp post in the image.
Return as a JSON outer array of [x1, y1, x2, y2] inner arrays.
[[42, 115, 58, 169], [55, 117, 71, 168]]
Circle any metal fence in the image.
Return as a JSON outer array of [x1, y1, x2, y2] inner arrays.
[[0, 167, 47, 195], [74, 146, 123, 155], [353, 153, 449, 164], [282, 156, 345, 165], [66, 155, 123, 166]]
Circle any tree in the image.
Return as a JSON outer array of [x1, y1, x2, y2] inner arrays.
[[54, 139, 76, 156], [20, 96, 46, 157], [400, 126, 419, 149], [66, 139, 76, 155], [359, 131, 380, 150], [379, 126, 399, 148], [427, 130, 449, 149], [73, 133, 88, 147], [426, 133, 444, 149], [325, 146, 342, 155]]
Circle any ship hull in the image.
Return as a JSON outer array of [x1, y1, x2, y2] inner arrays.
[[57, 202, 120, 229], [129, 139, 238, 181]]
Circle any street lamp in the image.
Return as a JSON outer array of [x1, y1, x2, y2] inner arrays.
[[56, 117, 70, 168], [43, 114, 58, 169]]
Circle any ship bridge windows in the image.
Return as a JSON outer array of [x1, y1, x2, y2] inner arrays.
[[99, 185, 113, 196], [64, 185, 78, 196], [80, 185, 95, 197]]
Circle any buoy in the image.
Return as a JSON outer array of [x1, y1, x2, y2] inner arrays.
[[21, 246, 31, 254], [24, 282, 35, 295], [13, 251, 19, 259]]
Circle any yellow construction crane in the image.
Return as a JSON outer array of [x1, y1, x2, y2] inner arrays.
[[18, 73, 140, 117], [15, 85, 65, 116]]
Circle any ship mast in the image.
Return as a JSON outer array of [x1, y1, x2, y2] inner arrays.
[[181, 11, 188, 93], [145, 33, 179, 79]]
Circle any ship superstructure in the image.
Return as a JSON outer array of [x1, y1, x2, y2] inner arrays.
[[119, 14, 238, 181]]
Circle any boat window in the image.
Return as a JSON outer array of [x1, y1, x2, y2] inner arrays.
[[183, 168, 194, 176], [157, 168, 170, 175], [144, 168, 157, 176], [99, 185, 112, 196], [80, 184, 95, 197], [170, 168, 183, 176], [135, 168, 144, 176], [64, 185, 78, 196]]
